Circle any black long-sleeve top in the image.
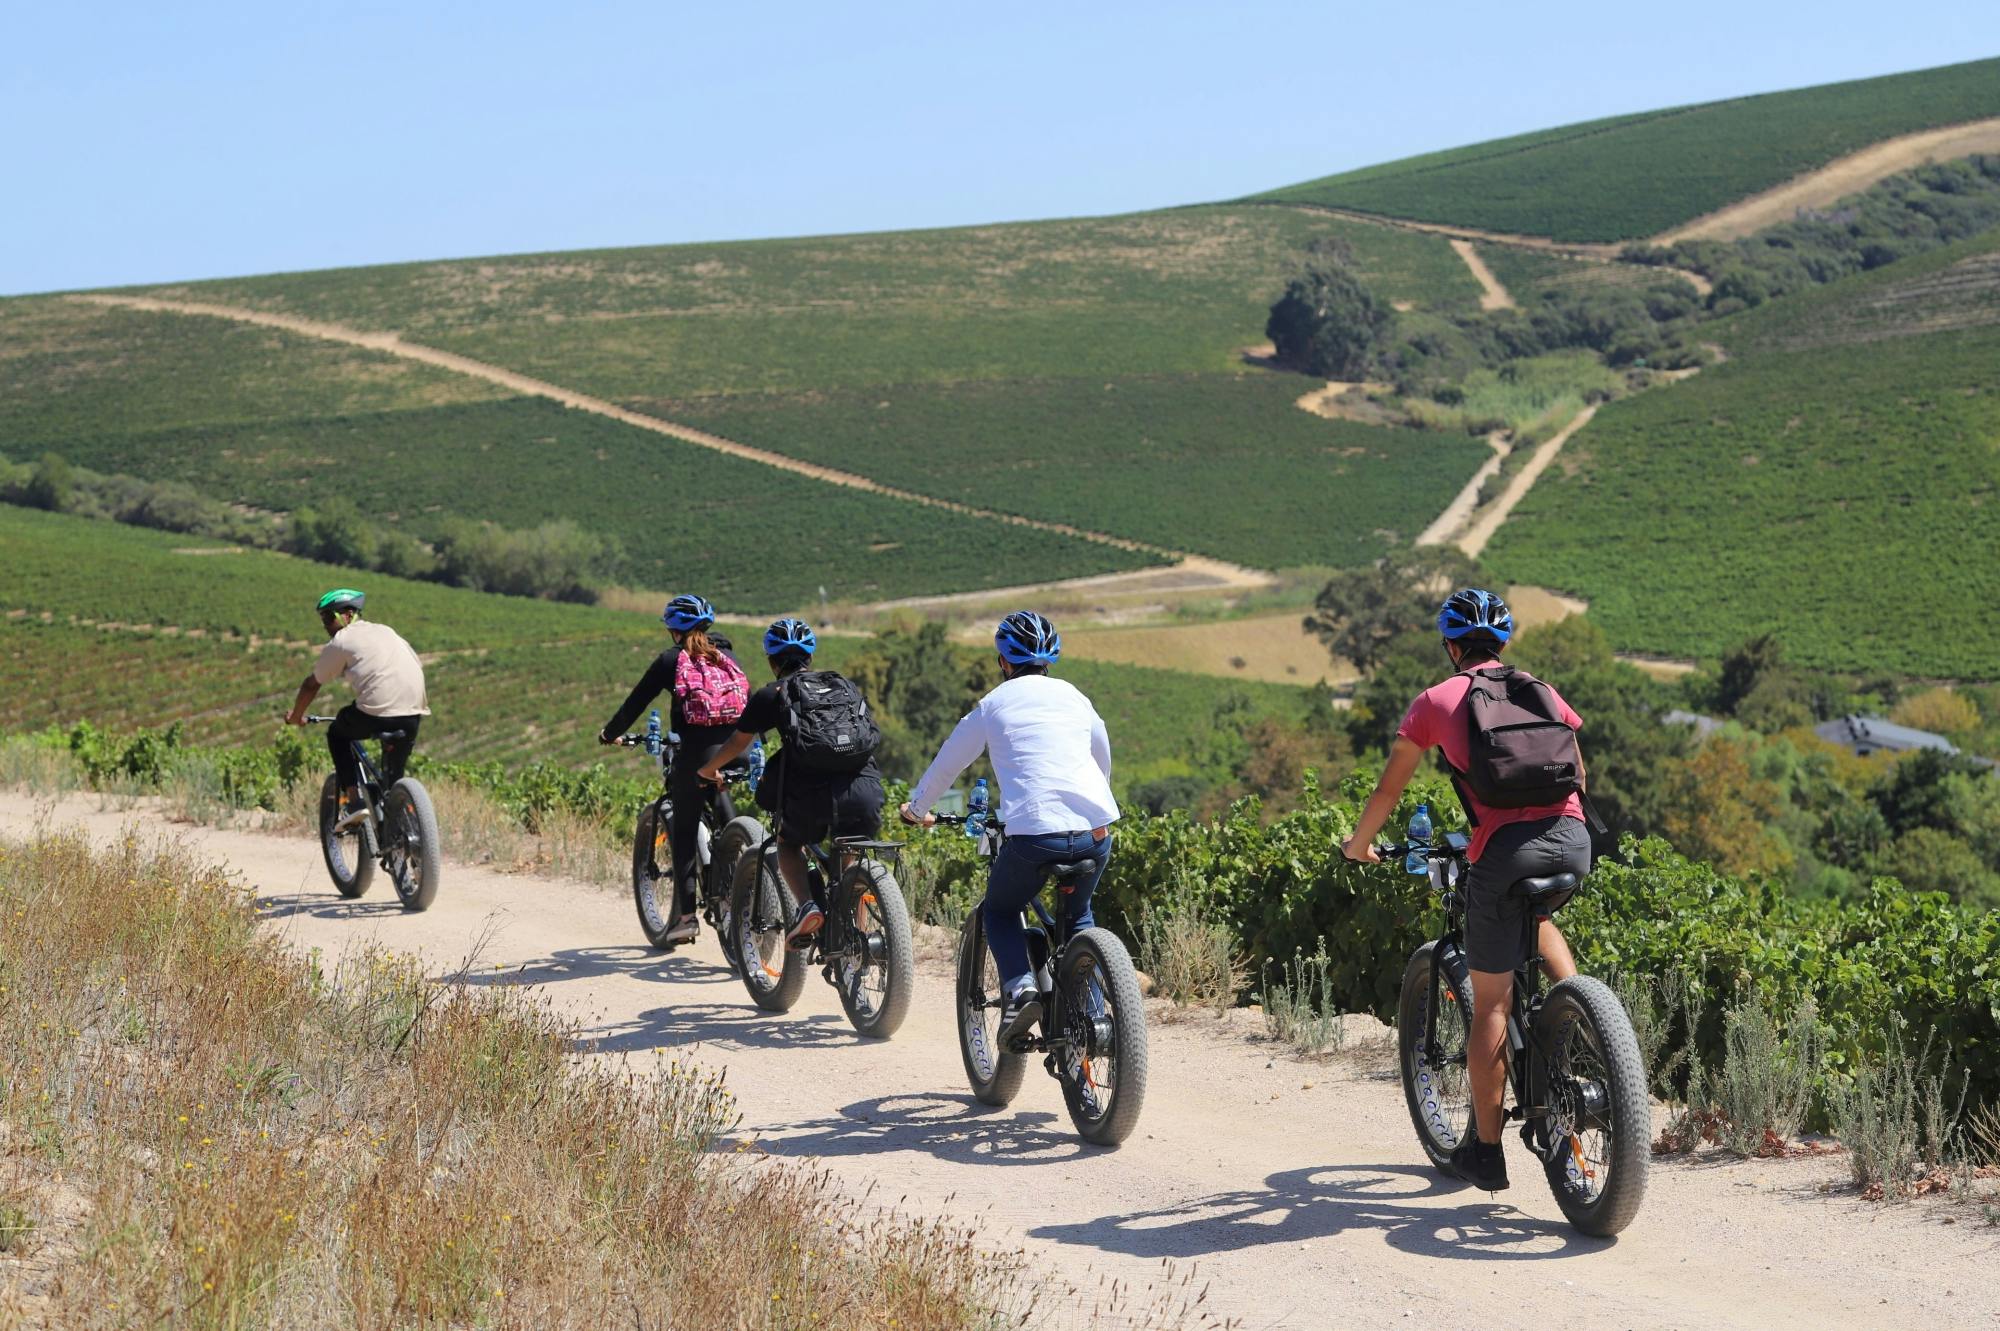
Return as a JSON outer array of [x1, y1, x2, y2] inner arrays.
[[600, 635, 740, 740]]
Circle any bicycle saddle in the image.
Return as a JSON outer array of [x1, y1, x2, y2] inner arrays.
[[1509, 872, 1578, 913], [1038, 860, 1098, 891]]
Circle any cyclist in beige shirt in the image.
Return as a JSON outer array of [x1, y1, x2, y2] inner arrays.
[[284, 589, 429, 829]]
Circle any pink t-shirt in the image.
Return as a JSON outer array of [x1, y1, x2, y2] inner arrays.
[[1397, 663, 1584, 863]]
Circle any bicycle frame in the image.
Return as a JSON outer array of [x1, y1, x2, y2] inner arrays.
[[949, 817, 1092, 1057]]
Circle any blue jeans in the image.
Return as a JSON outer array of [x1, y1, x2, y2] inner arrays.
[[983, 830, 1110, 991]]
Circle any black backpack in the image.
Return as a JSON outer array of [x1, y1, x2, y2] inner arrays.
[[1451, 665, 1584, 811], [777, 670, 880, 774]]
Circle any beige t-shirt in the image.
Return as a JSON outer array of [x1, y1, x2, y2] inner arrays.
[[313, 619, 430, 717]]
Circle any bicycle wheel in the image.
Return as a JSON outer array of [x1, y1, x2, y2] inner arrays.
[[631, 800, 681, 950], [1055, 928, 1148, 1146], [383, 778, 442, 911], [318, 773, 374, 899], [1531, 975, 1651, 1237], [956, 910, 1026, 1106], [1398, 940, 1476, 1172], [706, 815, 765, 975], [832, 861, 914, 1039], [728, 842, 806, 1012]]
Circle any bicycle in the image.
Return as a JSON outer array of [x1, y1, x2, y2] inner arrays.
[[1383, 830, 1649, 1236], [307, 715, 440, 911], [934, 813, 1147, 1146], [611, 729, 765, 959], [729, 828, 915, 1039]]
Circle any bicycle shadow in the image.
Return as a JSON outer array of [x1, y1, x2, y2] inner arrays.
[[449, 944, 737, 990], [253, 893, 409, 922], [754, 1092, 1088, 1168], [1029, 1163, 1607, 1261], [582, 1001, 859, 1056]]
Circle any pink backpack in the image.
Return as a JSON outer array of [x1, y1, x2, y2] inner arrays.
[[673, 649, 748, 726]]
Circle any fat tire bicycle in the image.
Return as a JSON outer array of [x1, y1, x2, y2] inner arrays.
[[729, 829, 915, 1039], [936, 814, 1148, 1147], [611, 731, 765, 960], [1384, 831, 1649, 1236], [307, 715, 440, 911]]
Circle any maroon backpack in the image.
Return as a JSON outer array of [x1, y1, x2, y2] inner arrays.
[[1452, 666, 1583, 810]]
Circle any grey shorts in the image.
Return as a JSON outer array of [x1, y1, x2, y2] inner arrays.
[[1463, 816, 1590, 973]]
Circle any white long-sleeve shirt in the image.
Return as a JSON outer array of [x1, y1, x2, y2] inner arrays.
[[907, 674, 1120, 835]]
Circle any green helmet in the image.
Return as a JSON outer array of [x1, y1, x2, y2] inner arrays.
[[316, 588, 366, 615]]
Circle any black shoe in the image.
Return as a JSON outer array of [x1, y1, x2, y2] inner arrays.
[[997, 989, 1043, 1044], [1450, 1136, 1510, 1191]]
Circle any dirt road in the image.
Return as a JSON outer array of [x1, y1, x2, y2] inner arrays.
[[1449, 240, 1515, 311], [1454, 405, 1598, 559], [5, 794, 1990, 1330]]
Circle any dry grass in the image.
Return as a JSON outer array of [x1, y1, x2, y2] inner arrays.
[[0, 830, 1031, 1328], [1138, 908, 1248, 1016]]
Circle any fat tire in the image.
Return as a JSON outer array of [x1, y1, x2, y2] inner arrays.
[[834, 862, 914, 1039], [1398, 940, 1477, 1173], [728, 842, 807, 1012], [956, 911, 1027, 1106], [1532, 975, 1651, 1237], [383, 778, 441, 911], [1057, 928, 1148, 1147], [631, 801, 682, 950], [707, 815, 765, 975], [318, 773, 374, 899]]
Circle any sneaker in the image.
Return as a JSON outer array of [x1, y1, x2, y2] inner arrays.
[[785, 900, 824, 949], [997, 984, 1043, 1044], [332, 802, 372, 834], [660, 914, 699, 947], [1449, 1136, 1509, 1191]]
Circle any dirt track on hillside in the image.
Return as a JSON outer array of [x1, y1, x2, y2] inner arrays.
[[5, 794, 1992, 1330], [1455, 405, 1599, 559], [1657, 117, 2000, 243], [1450, 240, 1515, 310]]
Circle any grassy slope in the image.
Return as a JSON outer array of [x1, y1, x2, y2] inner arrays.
[[1256, 56, 2000, 241], [0, 504, 1315, 779], [0, 299, 1151, 601], [657, 373, 1491, 568], [1482, 308, 2000, 675]]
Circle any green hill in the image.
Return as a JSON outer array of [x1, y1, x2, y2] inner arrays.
[[1483, 225, 2000, 676], [1257, 56, 2000, 242]]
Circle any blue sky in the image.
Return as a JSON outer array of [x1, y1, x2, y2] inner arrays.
[[3, 1, 1993, 294]]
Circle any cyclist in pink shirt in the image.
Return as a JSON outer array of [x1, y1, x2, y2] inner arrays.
[[1341, 588, 1589, 1192]]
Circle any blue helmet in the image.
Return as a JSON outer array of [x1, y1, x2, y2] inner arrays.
[[662, 593, 715, 633], [1438, 588, 1513, 644], [995, 610, 1061, 666], [764, 617, 817, 658]]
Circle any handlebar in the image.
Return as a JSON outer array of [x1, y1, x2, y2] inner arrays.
[[919, 813, 1005, 834], [302, 715, 338, 725]]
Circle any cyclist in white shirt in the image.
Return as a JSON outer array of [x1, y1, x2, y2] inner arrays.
[[901, 611, 1117, 1039]]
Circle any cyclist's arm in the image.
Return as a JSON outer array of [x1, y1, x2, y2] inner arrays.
[[1340, 736, 1425, 862], [601, 652, 674, 742], [697, 730, 754, 784], [904, 708, 986, 817], [1090, 712, 1112, 782], [283, 673, 320, 726]]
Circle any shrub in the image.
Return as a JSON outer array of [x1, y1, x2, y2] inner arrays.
[[1717, 995, 1822, 1156], [1139, 896, 1247, 1013]]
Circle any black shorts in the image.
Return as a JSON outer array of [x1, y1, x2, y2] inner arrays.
[[777, 772, 886, 847], [1463, 816, 1590, 973]]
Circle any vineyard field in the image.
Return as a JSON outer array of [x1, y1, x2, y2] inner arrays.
[[1720, 223, 2000, 353], [1483, 324, 2000, 676], [1256, 56, 2000, 241], [652, 372, 1491, 569]]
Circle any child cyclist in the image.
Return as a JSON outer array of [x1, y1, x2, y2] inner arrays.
[[600, 594, 749, 946], [899, 611, 1118, 1042], [1340, 588, 1590, 1192], [699, 619, 886, 948]]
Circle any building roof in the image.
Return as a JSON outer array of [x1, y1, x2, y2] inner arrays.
[[1812, 714, 1959, 756]]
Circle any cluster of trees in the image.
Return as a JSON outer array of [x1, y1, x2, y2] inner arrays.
[[1627, 155, 2000, 311], [1311, 553, 2000, 907], [0, 451, 617, 605]]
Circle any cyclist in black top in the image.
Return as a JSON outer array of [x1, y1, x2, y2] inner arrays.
[[600, 593, 747, 946], [699, 618, 885, 949]]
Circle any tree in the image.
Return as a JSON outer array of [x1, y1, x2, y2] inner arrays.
[[1658, 737, 1794, 879], [1266, 240, 1398, 380], [1890, 687, 1979, 740], [844, 620, 998, 778], [1304, 545, 1484, 674], [24, 453, 71, 512]]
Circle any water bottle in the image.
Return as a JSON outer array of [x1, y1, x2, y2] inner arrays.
[[644, 709, 663, 756], [966, 777, 990, 839], [1404, 802, 1433, 875], [746, 736, 766, 792]]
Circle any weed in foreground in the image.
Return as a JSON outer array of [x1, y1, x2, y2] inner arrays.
[[1140, 903, 1248, 1015], [1258, 940, 1346, 1056]]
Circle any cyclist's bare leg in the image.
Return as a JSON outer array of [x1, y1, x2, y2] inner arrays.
[[1538, 919, 1577, 981], [775, 841, 813, 908], [1469, 968, 1513, 1144]]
